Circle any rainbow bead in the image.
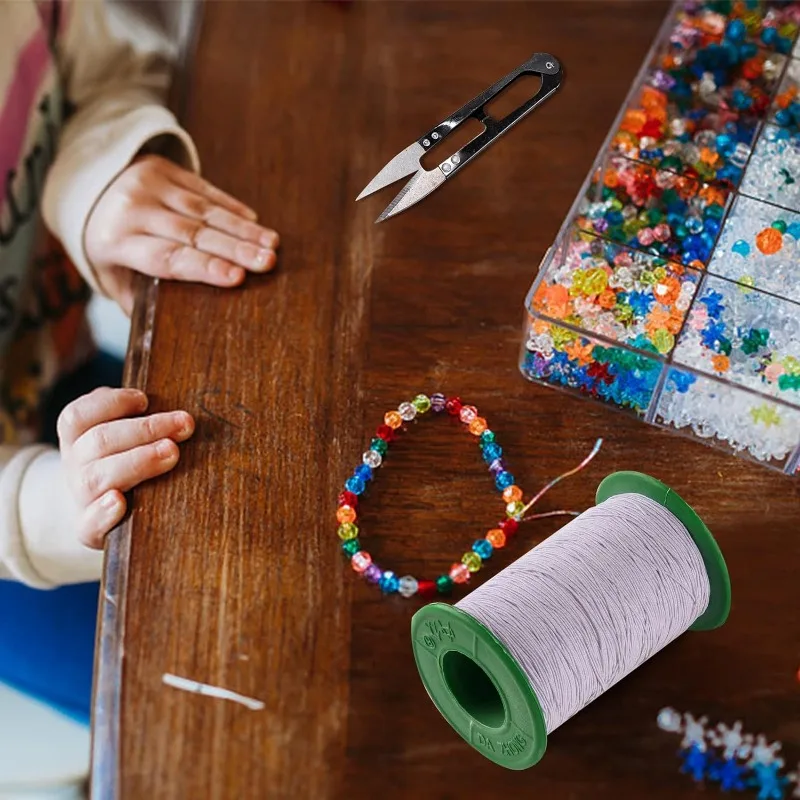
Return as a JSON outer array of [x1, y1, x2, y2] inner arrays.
[[413, 394, 432, 414], [468, 417, 488, 435], [363, 450, 382, 469], [486, 528, 506, 548], [398, 402, 417, 421], [449, 563, 470, 584], [459, 405, 478, 424], [462, 552, 482, 572], [473, 539, 493, 560], [384, 411, 402, 429], [342, 539, 360, 557], [345, 476, 365, 495], [370, 437, 388, 455], [430, 393, 446, 412], [482, 443, 502, 463], [495, 471, 515, 491], [379, 571, 400, 594], [351, 551, 372, 573], [502, 485, 523, 503], [337, 505, 356, 524], [354, 464, 373, 482], [338, 522, 358, 541], [398, 576, 418, 598]]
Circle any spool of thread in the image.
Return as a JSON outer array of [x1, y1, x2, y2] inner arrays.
[[410, 471, 731, 770]]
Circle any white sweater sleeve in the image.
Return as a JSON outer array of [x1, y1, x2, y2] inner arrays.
[[0, 446, 103, 588], [41, 0, 200, 294]]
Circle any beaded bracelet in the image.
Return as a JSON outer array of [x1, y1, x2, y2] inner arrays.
[[336, 392, 602, 598]]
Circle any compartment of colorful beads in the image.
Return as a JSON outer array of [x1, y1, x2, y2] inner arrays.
[[576, 154, 731, 265], [740, 123, 800, 210], [769, 56, 800, 128], [653, 364, 800, 468], [527, 226, 702, 356], [705, 194, 800, 300], [671, 273, 800, 407], [520, 317, 664, 417], [674, 2, 799, 55], [647, 13, 787, 115], [612, 85, 757, 187]]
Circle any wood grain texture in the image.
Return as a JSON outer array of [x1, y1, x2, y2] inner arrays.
[[92, 3, 800, 798]]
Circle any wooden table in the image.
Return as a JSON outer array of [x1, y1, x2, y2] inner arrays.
[[91, 2, 800, 797]]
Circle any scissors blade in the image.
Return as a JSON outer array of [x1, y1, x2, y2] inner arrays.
[[376, 168, 446, 223], [356, 142, 425, 201]]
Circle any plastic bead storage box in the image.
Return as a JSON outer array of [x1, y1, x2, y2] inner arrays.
[[521, 0, 800, 474]]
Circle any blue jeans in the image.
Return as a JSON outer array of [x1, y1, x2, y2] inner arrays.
[[0, 353, 123, 725]]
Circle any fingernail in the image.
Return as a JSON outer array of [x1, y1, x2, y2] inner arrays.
[[244, 207, 258, 221], [101, 492, 119, 509], [260, 231, 280, 249], [175, 413, 194, 440], [227, 267, 245, 283], [254, 248, 274, 270], [156, 440, 176, 460], [129, 390, 148, 411]]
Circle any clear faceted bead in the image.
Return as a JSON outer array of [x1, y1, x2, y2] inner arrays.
[[398, 402, 417, 421], [398, 575, 418, 598], [362, 450, 382, 469]]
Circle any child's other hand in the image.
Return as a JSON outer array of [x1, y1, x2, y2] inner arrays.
[[58, 388, 194, 548], [85, 155, 280, 314]]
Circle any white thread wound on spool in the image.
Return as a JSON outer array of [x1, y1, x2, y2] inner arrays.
[[456, 493, 711, 733]]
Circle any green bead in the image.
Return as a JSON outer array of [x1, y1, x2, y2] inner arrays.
[[412, 394, 432, 413], [436, 575, 453, 595], [650, 329, 675, 355], [506, 500, 525, 519], [772, 220, 787, 233], [462, 552, 482, 573], [341, 539, 360, 556], [705, 204, 725, 220], [646, 208, 663, 225], [479, 430, 496, 446], [337, 522, 358, 541], [370, 437, 388, 455]]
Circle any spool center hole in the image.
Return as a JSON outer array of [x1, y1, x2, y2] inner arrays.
[[442, 650, 505, 729]]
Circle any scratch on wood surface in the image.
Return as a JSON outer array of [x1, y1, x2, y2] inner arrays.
[[162, 673, 265, 710], [197, 403, 244, 429]]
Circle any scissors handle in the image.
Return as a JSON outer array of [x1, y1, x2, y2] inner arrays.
[[415, 53, 563, 178]]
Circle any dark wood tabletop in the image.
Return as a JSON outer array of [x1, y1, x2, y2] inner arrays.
[[91, 2, 800, 798]]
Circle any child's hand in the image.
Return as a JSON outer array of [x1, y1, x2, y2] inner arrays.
[[85, 155, 280, 313], [58, 388, 194, 548]]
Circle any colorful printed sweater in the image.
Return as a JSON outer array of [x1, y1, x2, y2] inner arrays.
[[0, 0, 198, 587]]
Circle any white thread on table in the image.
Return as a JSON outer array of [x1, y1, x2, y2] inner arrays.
[[162, 673, 265, 710], [457, 493, 710, 732]]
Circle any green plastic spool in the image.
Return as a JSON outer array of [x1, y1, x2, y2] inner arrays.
[[410, 471, 731, 770]]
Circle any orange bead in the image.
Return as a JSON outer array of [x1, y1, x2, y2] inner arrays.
[[337, 505, 356, 524], [468, 417, 487, 436], [502, 485, 523, 503], [384, 410, 402, 429], [756, 227, 783, 255], [711, 354, 730, 373], [598, 290, 617, 309], [486, 529, 506, 549]]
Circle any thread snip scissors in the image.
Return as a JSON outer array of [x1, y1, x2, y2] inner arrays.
[[356, 53, 563, 222]]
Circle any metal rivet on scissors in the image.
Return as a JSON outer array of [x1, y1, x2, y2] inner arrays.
[[356, 53, 563, 223]]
